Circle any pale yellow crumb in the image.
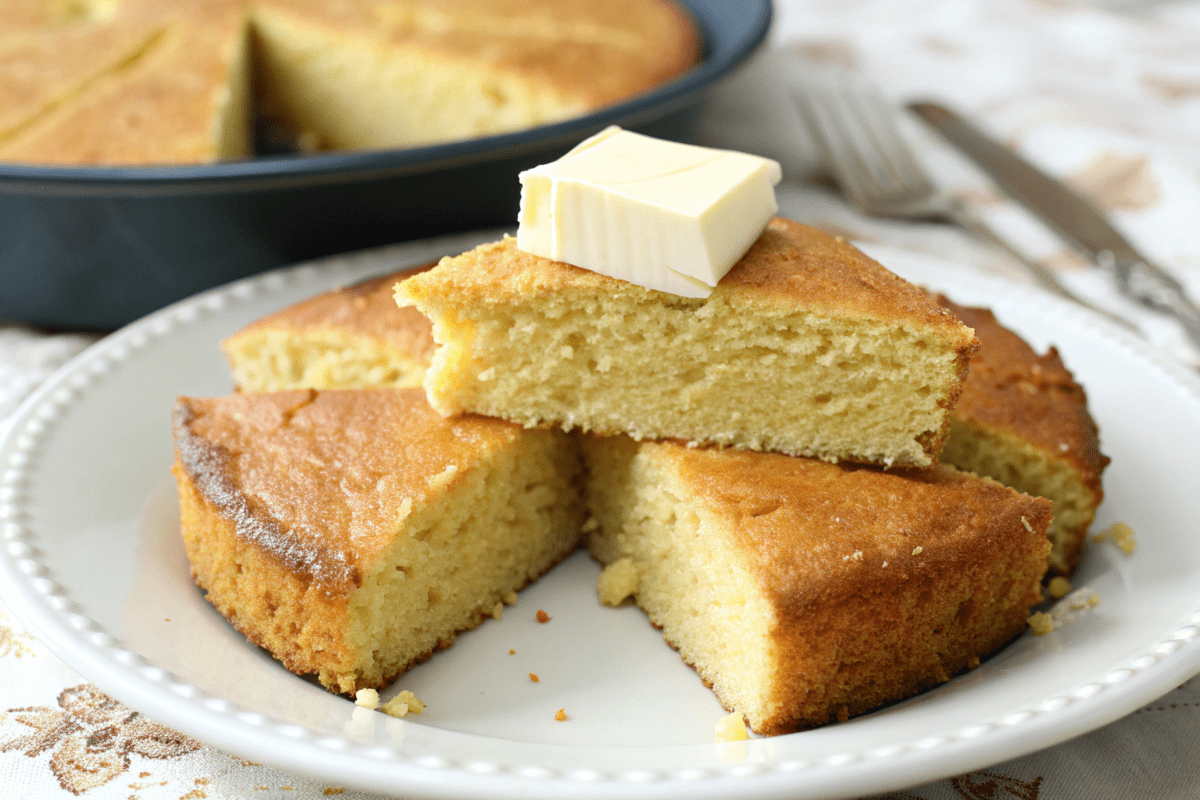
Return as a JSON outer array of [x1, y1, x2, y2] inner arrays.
[[1020, 516, 1034, 534], [1047, 576, 1072, 600], [1062, 588, 1100, 613], [841, 550, 863, 562], [354, 689, 379, 710], [597, 558, 639, 606], [555, 708, 567, 721], [503, 591, 518, 605], [381, 690, 424, 718], [912, 546, 923, 556], [714, 712, 749, 742], [1028, 611, 1054, 636], [491, 602, 503, 620], [1092, 522, 1136, 555]]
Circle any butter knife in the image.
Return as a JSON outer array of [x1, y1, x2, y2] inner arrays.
[[908, 101, 1200, 349]]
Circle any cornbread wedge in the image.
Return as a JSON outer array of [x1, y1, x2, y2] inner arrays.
[[171, 387, 583, 694], [582, 436, 1053, 735], [222, 266, 435, 391], [396, 219, 980, 467], [938, 298, 1108, 577]]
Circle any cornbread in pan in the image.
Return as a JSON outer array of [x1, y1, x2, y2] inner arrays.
[[2, 0, 699, 164], [582, 436, 1052, 735], [0, 0, 252, 164], [937, 298, 1108, 577], [222, 266, 435, 392], [171, 387, 583, 694], [252, 0, 702, 151], [395, 219, 980, 467]]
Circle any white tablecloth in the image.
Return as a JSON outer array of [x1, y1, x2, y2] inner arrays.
[[3, 0, 1200, 797]]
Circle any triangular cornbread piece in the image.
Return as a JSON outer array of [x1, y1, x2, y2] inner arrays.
[[396, 219, 980, 467], [582, 435, 1052, 735], [171, 387, 582, 693], [222, 267, 435, 392], [937, 298, 1108, 577]]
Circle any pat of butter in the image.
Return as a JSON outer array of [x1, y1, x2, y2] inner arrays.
[[517, 126, 781, 298]]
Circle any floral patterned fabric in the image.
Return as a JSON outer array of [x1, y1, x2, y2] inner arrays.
[[2, 0, 1200, 797]]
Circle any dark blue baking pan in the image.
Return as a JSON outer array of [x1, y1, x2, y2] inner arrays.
[[0, 0, 771, 330]]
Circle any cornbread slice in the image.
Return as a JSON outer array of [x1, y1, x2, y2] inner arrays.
[[251, 0, 701, 151], [222, 266, 435, 392], [171, 387, 583, 694], [396, 219, 980, 467], [582, 436, 1052, 735], [937, 298, 1108, 577]]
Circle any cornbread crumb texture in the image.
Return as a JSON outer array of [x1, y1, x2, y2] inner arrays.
[[715, 712, 749, 743], [1029, 587, 1100, 635], [354, 688, 380, 709], [171, 386, 583, 694], [396, 220, 978, 467], [381, 690, 425, 718], [1092, 521, 1136, 555], [554, 708, 567, 721], [582, 435, 1051, 735], [536, 609, 551, 623], [3, 0, 700, 163], [252, 0, 701, 152], [1047, 576, 1072, 600], [597, 557, 639, 606], [937, 298, 1108, 577], [223, 267, 436, 392]]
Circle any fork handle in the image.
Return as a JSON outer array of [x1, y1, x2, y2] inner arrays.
[[943, 198, 1139, 332]]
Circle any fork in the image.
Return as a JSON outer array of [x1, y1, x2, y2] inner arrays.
[[794, 71, 1135, 331]]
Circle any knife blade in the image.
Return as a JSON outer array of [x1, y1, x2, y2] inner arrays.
[[908, 100, 1200, 349]]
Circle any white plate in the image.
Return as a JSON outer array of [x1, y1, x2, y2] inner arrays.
[[2, 232, 1200, 800]]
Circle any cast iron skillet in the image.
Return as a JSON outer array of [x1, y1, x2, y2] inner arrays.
[[0, 0, 772, 330]]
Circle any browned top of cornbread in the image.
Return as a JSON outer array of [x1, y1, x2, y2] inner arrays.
[[1, 0, 249, 164], [256, 0, 701, 110], [657, 442, 1052, 616], [222, 265, 436, 362], [397, 220, 978, 344], [0, 19, 162, 140], [171, 387, 522, 588], [940, 297, 1108, 493]]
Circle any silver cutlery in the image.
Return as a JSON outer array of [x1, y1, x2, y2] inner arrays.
[[909, 101, 1200, 350], [794, 72, 1135, 331]]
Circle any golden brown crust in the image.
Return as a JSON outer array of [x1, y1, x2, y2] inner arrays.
[[940, 298, 1109, 490], [173, 458, 360, 682], [649, 443, 1051, 734], [938, 297, 1108, 575], [222, 264, 437, 373], [3, 0, 699, 163], [171, 388, 522, 585], [400, 222, 980, 346], [0, 0, 250, 164], [255, 0, 700, 110]]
